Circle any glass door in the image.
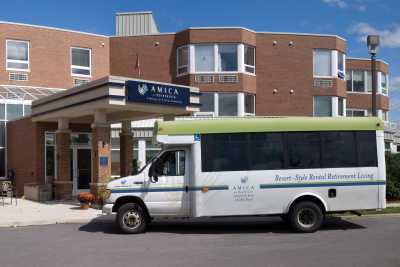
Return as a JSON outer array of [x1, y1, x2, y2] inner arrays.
[[77, 148, 91, 191]]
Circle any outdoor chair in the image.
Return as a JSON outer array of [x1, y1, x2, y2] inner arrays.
[[1, 181, 17, 206]]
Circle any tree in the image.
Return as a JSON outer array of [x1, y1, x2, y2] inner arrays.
[[386, 153, 400, 200]]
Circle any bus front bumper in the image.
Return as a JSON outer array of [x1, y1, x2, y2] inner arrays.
[[102, 204, 114, 215]]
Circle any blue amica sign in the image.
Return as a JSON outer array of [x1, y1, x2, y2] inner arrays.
[[125, 80, 190, 107]]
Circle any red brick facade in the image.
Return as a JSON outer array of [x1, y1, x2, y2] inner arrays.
[[0, 22, 109, 89]]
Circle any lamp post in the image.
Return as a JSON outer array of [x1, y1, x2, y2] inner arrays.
[[367, 35, 380, 117]]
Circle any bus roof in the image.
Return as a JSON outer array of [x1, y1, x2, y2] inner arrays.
[[156, 117, 384, 135]]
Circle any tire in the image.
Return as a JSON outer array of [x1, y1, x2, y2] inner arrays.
[[289, 201, 323, 233], [117, 203, 148, 234]]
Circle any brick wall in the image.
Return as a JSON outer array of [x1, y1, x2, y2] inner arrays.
[[7, 117, 91, 196], [0, 23, 110, 89]]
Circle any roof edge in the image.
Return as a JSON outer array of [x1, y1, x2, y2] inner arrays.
[[0, 21, 109, 38], [176, 27, 346, 41], [347, 57, 389, 66]]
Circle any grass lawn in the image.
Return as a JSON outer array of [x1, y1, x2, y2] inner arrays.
[[332, 206, 400, 216]]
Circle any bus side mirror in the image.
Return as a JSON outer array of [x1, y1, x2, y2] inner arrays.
[[148, 165, 159, 183]]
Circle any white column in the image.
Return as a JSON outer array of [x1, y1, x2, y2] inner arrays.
[[331, 97, 339, 117], [364, 71, 368, 92], [377, 109, 383, 120], [138, 139, 146, 168], [214, 93, 219, 117], [377, 72, 382, 94], [189, 45, 195, 74], [343, 53, 346, 77], [331, 50, 338, 78], [343, 98, 347, 117], [214, 44, 219, 72], [238, 44, 245, 73], [238, 93, 245, 117]]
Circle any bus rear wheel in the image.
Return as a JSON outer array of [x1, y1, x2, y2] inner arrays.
[[289, 201, 323, 233], [117, 203, 147, 234]]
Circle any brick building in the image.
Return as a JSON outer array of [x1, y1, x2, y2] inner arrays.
[[0, 11, 392, 199]]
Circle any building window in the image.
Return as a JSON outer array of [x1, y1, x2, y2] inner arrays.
[[337, 52, 345, 79], [177, 46, 189, 76], [196, 92, 254, 117], [218, 93, 238, 116], [6, 104, 23, 121], [199, 92, 215, 113], [313, 96, 332, 117], [195, 45, 214, 72], [346, 71, 352, 91], [218, 44, 238, 72], [385, 141, 391, 151], [244, 45, 255, 74], [382, 111, 388, 121], [352, 70, 365, 92], [366, 71, 372, 92], [6, 40, 29, 71], [145, 139, 161, 162], [45, 133, 56, 184], [381, 73, 388, 95], [338, 97, 344, 116], [313, 49, 332, 77], [346, 109, 367, 117], [71, 47, 91, 77], [245, 94, 255, 115]]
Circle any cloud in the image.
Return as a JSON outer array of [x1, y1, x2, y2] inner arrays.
[[322, 0, 347, 8], [349, 23, 400, 48]]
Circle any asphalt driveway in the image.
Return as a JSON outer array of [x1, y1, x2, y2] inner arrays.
[[0, 215, 399, 267]]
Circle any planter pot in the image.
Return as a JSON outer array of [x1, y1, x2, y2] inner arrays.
[[80, 202, 90, 210]]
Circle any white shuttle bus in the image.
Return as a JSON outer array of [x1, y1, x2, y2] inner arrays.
[[102, 117, 386, 233]]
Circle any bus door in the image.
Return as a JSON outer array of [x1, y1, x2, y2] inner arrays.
[[147, 149, 190, 216]]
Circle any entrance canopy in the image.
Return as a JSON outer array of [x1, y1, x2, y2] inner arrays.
[[31, 76, 200, 123]]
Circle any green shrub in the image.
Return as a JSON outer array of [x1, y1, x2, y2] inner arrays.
[[386, 153, 400, 200]]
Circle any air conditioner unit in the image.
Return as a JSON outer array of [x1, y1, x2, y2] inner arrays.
[[9, 72, 28, 81]]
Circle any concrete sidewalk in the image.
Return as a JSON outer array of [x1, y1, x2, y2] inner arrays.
[[0, 198, 102, 227]]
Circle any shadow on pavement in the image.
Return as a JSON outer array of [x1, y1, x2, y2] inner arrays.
[[78, 215, 365, 235]]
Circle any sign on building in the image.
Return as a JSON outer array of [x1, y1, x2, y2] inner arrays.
[[125, 80, 190, 107]]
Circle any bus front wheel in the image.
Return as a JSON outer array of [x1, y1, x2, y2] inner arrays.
[[117, 203, 147, 234], [289, 201, 323, 233]]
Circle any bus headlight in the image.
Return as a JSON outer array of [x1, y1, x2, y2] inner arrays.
[[102, 189, 112, 200]]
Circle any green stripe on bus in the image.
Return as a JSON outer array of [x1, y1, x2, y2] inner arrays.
[[156, 117, 384, 136]]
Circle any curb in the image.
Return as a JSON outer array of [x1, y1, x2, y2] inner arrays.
[[0, 214, 108, 228]]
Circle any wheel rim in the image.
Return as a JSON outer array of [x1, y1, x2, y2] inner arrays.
[[122, 210, 142, 229], [297, 208, 316, 228]]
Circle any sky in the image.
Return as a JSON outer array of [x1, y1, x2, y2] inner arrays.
[[1, 0, 399, 120]]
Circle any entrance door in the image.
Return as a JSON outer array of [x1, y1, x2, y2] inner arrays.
[[72, 148, 91, 195], [77, 149, 91, 191]]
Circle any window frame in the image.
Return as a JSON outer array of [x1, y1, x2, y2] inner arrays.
[[313, 96, 332, 117], [6, 39, 30, 72], [381, 72, 388, 95], [244, 45, 256, 75], [176, 45, 189, 77], [244, 93, 256, 115], [194, 44, 216, 73], [337, 52, 345, 80], [313, 49, 333, 78], [70, 47, 92, 78], [217, 43, 239, 73], [346, 108, 368, 117]]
